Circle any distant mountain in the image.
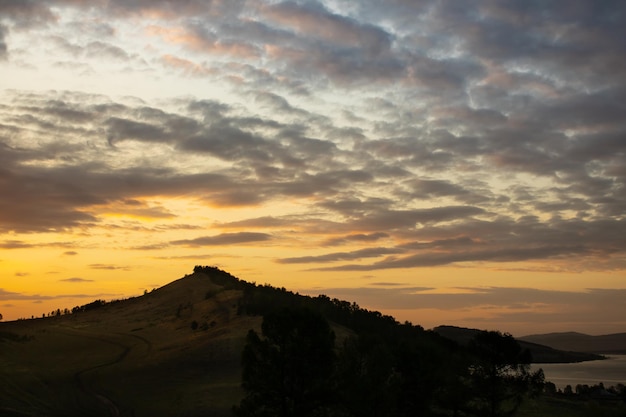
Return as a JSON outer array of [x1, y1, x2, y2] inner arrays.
[[519, 331, 626, 354], [433, 325, 605, 363]]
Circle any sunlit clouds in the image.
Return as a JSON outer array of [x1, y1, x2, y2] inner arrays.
[[1, 0, 625, 334]]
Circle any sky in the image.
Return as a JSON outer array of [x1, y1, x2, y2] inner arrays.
[[1, 0, 625, 336]]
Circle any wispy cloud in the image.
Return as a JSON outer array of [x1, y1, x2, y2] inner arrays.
[[171, 232, 273, 247], [60, 277, 94, 283], [0, 288, 115, 301]]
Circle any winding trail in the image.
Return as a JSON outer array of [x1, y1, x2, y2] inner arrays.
[[58, 327, 153, 417]]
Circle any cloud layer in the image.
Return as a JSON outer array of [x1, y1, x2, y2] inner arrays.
[[1, 0, 625, 330]]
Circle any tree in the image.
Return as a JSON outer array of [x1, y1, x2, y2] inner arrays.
[[235, 308, 336, 417], [0, 312, 3, 321], [465, 331, 543, 417], [335, 334, 399, 417], [543, 381, 557, 395]]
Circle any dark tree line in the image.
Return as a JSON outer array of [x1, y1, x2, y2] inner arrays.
[[233, 307, 543, 417], [191, 266, 545, 417]]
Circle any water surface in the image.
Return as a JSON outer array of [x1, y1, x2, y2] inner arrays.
[[534, 354, 626, 389]]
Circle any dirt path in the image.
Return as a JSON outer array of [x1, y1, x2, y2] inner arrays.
[[58, 328, 150, 417]]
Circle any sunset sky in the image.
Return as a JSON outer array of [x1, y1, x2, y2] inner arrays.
[[1, 0, 625, 335]]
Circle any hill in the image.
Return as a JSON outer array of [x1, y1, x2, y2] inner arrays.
[[519, 332, 626, 354], [433, 326, 605, 363], [0, 269, 260, 417], [0, 266, 578, 417], [1, 266, 424, 417]]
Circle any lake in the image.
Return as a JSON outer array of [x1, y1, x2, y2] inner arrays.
[[533, 355, 626, 389]]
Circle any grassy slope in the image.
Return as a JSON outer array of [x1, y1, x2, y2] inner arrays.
[[0, 271, 261, 417]]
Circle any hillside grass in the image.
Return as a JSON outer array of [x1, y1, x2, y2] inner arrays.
[[0, 272, 261, 417]]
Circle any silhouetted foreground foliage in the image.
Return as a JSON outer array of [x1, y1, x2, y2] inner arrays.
[[193, 266, 545, 417], [235, 308, 336, 417], [464, 331, 543, 417]]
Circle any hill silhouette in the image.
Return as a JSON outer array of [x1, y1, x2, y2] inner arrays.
[[433, 326, 605, 363], [0, 268, 259, 416], [0, 266, 600, 417], [519, 331, 626, 354]]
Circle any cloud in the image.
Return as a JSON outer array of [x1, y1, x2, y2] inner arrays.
[[0, 0, 625, 299], [307, 285, 626, 322], [0, 1, 56, 28], [0, 288, 113, 301], [88, 264, 130, 270], [60, 277, 94, 283], [0, 240, 34, 249], [171, 232, 272, 247], [348, 206, 486, 231], [323, 232, 389, 246], [0, 25, 7, 60], [316, 244, 589, 271], [262, 1, 392, 54], [147, 24, 261, 59], [277, 246, 404, 264]]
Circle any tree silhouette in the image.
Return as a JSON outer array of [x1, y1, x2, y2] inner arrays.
[[235, 307, 336, 417], [335, 334, 399, 417], [465, 331, 543, 417]]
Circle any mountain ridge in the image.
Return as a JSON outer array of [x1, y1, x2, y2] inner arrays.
[[433, 325, 606, 363], [518, 331, 626, 354]]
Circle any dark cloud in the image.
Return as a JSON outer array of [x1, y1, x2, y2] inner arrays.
[[323, 232, 389, 246], [178, 122, 275, 162], [0, 0, 56, 27], [312, 215, 626, 272], [349, 206, 485, 231], [262, 1, 392, 54], [0, 240, 34, 249], [277, 246, 404, 264], [171, 232, 272, 247], [317, 244, 589, 272], [106, 116, 171, 145], [0, 25, 7, 60]]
